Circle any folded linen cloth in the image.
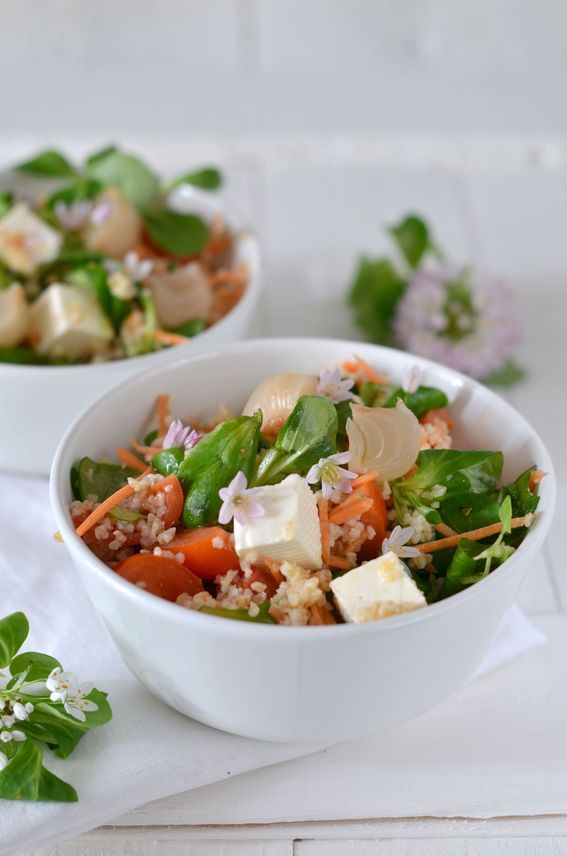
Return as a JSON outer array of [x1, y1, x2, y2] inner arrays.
[[0, 473, 544, 855]]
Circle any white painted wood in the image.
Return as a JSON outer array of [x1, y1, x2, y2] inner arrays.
[[32, 839, 292, 856], [296, 839, 567, 855]]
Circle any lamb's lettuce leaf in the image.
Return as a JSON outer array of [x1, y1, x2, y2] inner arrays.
[[384, 385, 448, 419], [178, 412, 262, 527], [71, 457, 137, 502], [253, 396, 338, 486]]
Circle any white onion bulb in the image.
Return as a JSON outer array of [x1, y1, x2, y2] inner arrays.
[[242, 372, 318, 433], [346, 400, 420, 480]]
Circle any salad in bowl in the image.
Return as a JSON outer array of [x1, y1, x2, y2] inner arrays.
[[68, 356, 543, 627], [50, 339, 554, 742], [0, 146, 248, 365], [0, 147, 261, 475]]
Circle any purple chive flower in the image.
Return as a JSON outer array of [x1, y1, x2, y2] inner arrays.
[[162, 419, 201, 452], [54, 200, 94, 231], [393, 266, 521, 380], [382, 525, 422, 559], [401, 364, 422, 394], [317, 368, 354, 404], [306, 451, 357, 500], [218, 472, 265, 526], [90, 201, 112, 225]]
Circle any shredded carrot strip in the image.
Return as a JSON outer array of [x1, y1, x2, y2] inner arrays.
[[318, 498, 331, 565], [155, 330, 189, 346], [117, 448, 148, 473], [342, 355, 387, 385], [156, 394, 171, 438], [269, 605, 284, 623], [130, 438, 162, 458], [76, 486, 133, 538], [209, 267, 247, 287], [328, 491, 361, 520], [309, 603, 335, 625], [328, 498, 373, 526], [327, 555, 353, 570], [351, 470, 379, 488], [435, 522, 456, 537], [529, 469, 545, 492], [418, 515, 535, 554]]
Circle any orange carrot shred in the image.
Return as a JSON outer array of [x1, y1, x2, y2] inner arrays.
[[328, 498, 373, 526], [117, 448, 148, 473], [435, 522, 456, 537], [264, 557, 284, 585], [75, 469, 154, 539], [351, 470, 379, 488], [309, 603, 335, 625], [342, 355, 386, 385], [318, 498, 330, 565], [418, 515, 535, 554], [156, 394, 171, 439], [130, 438, 162, 458], [529, 469, 544, 492], [155, 330, 189, 346]]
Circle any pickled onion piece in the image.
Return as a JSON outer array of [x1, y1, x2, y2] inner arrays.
[[346, 400, 420, 480], [242, 373, 318, 433]]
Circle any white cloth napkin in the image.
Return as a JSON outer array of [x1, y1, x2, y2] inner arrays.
[[0, 473, 544, 855]]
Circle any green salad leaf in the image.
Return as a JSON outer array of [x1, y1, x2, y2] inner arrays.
[[171, 318, 207, 338], [166, 167, 223, 192], [200, 601, 275, 624], [0, 611, 112, 802], [86, 149, 159, 208], [0, 612, 29, 668], [0, 347, 46, 365], [71, 457, 137, 502], [142, 206, 209, 256], [44, 178, 103, 213], [254, 396, 338, 486], [0, 191, 13, 218], [498, 467, 541, 518], [17, 149, 76, 178], [348, 258, 406, 345], [152, 447, 185, 477], [178, 412, 262, 527], [392, 449, 504, 522], [389, 214, 434, 269], [384, 385, 449, 419], [439, 491, 501, 533]]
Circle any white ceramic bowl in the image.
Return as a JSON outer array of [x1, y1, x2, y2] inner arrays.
[[50, 339, 556, 743], [0, 186, 262, 475]]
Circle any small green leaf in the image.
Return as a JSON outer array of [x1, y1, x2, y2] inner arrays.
[[0, 191, 13, 218], [108, 506, 145, 522], [171, 318, 207, 338], [85, 145, 119, 169], [482, 361, 525, 387], [384, 385, 449, 419], [0, 612, 29, 667], [179, 412, 262, 527], [87, 150, 159, 208], [439, 492, 500, 533], [152, 447, 185, 477], [44, 178, 103, 213], [71, 457, 137, 502], [0, 347, 46, 365], [499, 494, 513, 534], [167, 167, 223, 192], [0, 741, 78, 802], [143, 207, 209, 256], [348, 257, 406, 345], [254, 396, 338, 486], [498, 467, 541, 518], [200, 601, 275, 624], [17, 149, 75, 178], [9, 651, 61, 683], [389, 214, 432, 269]]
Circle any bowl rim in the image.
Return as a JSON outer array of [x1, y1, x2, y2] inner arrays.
[[49, 336, 557, 640], [0, 190, 262, 377]]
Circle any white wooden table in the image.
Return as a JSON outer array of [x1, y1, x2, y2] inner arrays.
[[20, 140, 567, 855]]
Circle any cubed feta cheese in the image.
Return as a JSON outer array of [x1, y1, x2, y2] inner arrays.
[[0, 203, 62, 274], [29, 283, 114, 360], [330, 551, 427, 623], [0, 283, 30, 347], [234, 474, 322, 569]]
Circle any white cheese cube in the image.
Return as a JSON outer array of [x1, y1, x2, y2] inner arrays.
[[0, 203, 62, 274], [234, 474, 322, 569], [29, 283, 114, 360], [0, 283, 30, 347], [331, 551, 427, 623]]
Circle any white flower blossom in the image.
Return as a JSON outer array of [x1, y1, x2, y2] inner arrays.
[[0, 729, 26, 743], [54, 200, 94, 231], [316, 369, 354, 404], [218, 472, 265, 526], [382, 526, 423, 559], [46, 667, 78, 703], [163, 419, 201, 452], [306, 451, 357, 500], [12, 702, 28, 721], [63, 685, 99, 722], [402, 364, 422, 394]]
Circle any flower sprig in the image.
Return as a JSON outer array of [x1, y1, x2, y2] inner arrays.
[[349, 214, 523, 386], [0, 611, 112, 803]]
